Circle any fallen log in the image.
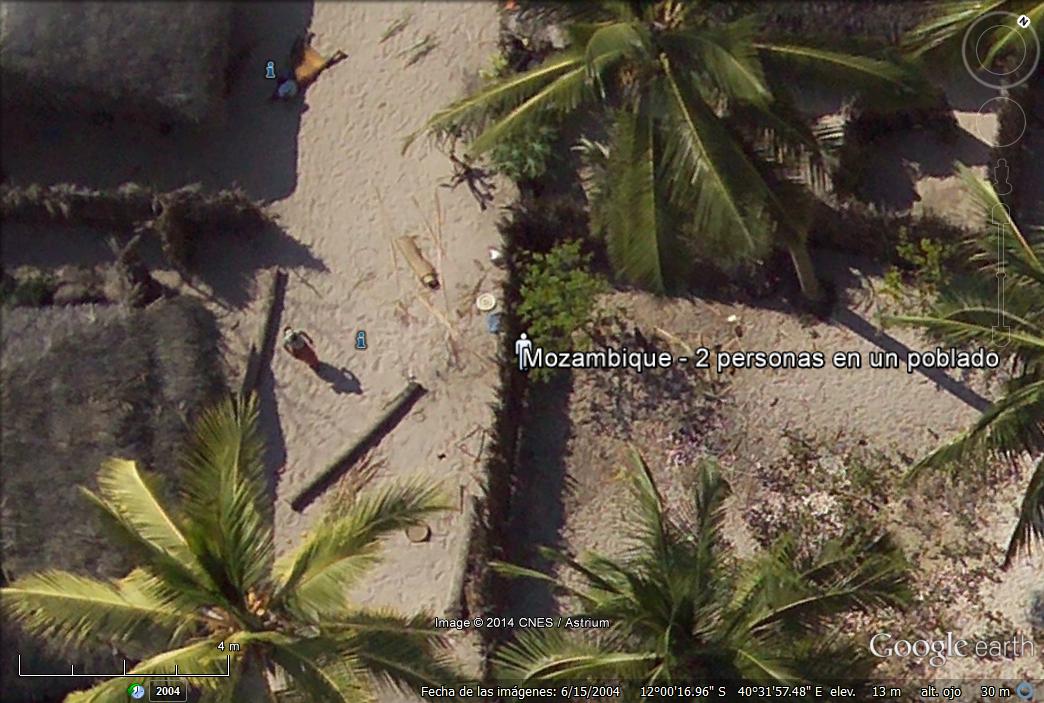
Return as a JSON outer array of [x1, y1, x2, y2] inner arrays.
[[396, 235, 439, 289], [290, 380, 427, 511]]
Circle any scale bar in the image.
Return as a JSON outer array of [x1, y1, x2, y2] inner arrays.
[[17, 654, 232, 678]]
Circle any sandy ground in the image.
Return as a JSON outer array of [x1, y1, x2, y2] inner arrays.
[[538, 276, 1042, 681], [507, 70, 1042, 681], [264, 1, 505, 618], [2, 0, 505, 684]]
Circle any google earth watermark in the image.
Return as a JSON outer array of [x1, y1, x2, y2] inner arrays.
[[868, 631, 1037, 668]]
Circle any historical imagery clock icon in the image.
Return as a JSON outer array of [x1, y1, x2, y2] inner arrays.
[[127, 683, 146, 700]]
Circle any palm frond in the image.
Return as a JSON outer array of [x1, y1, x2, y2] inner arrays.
[[747, 533, 911, 632], [728, 98, 830, 195], [263, 634, 367, 703], [686, 459, 731, 593], [733, 645, 802, 683], [584, 21, 651, 85], [180, 394, 273, 598], [754, 42, 928, 109], [0, 570, 191, 653], [663, 17, 772, 107], [885, 307, 1044, 359], [1006, 455, 1044, 566], [273, 478, 445, 618], [81, 468, 217, 607], [494, 629, 655, 681], [955, 162, 1043, 275], [323, 611, 460, 698], [90, 458, 195, 563], [901, 1, 1019, 58], [981, 5, 1044, 67], [659, 55, 774, 262], [911, 377, 1044, 473], [403, 51, 586, 153], [468, 22, 647, 157], [624, 447, 669, 559], [602, 105, 679, 292], [468, 65, 590, 157]]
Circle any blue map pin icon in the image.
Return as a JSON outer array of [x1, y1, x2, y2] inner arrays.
[[265, 61, 276, 79]]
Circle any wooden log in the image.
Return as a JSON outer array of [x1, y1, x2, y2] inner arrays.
[[290, 380, 427, 511], [240, 268, 288, 396], [396, 235, 439, 289]]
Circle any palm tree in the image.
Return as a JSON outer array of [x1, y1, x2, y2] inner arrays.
[[409, 1, 926, 298], [887, 165, 1044, 566], [1, 395, 458, 702], [492, 450, 911, 689], [903, 1, 1044, 64]]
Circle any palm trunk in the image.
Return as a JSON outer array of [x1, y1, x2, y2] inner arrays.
[[787, 238, 823, 302], [235, 653, 279, 702]]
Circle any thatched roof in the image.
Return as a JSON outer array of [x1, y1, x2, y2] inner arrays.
[[0, 297, 225, 701], [0, 1, 232, 123]]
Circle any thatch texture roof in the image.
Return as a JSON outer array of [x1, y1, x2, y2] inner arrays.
[[0, 297, 225, 701], [0, 1, 232, 123]]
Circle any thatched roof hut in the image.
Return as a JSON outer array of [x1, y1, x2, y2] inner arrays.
[[0, 298, 225, 701], [0, 1, 232, 124]]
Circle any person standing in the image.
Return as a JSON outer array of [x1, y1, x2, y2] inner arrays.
[[283, 326, 320, 370]]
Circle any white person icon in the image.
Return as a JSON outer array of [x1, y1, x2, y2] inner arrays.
[[515, 332, 533, 372]]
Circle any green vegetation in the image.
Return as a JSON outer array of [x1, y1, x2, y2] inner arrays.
[[493, 450, 911, 685], [886, 164, 1044, 565], [489, 121, 559, 182], [1, 395, 459, 702], [518, 240, 607, 366], [880, 226, 961, 309], [904, 0, 1044, 62], [411, 1, 926, 298]]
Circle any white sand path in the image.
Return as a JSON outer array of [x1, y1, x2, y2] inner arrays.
[[265, 1, 505, 621]]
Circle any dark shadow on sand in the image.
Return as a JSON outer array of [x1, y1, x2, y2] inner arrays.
[[503, 370, 574, 618], [831, 306, 991, 413], [314, 362, 363, 395], [188, 219, 328, 309], [850, 126, 992, 211], [0, 3, 315, 201], [1, 3, 325, 309], [257, 366, 289, 502]]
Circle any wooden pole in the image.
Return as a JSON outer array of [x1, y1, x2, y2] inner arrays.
[[290, 380, 427, 511]]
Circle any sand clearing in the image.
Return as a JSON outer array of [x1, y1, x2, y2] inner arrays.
[[262, 2, 505, 619]]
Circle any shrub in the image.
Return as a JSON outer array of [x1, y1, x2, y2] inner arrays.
[[517, 240, 606, 378], [488, 121, 558, 182], [880, 224, 960, 309]]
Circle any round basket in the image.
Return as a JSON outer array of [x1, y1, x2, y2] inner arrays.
[[405, 524, 431, 543], [476, 293, 497, 312]]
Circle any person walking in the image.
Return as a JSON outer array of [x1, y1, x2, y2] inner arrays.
[[283, 326, 320, 370]]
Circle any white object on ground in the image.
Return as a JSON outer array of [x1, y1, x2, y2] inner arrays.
[[476, 293, 497, 312]]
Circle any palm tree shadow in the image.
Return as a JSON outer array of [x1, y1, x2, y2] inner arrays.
[[850, 125, 992, 210], [256, 365, 288, 501], [313, 362, 363, 395], [831, 305, 991, 413]]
